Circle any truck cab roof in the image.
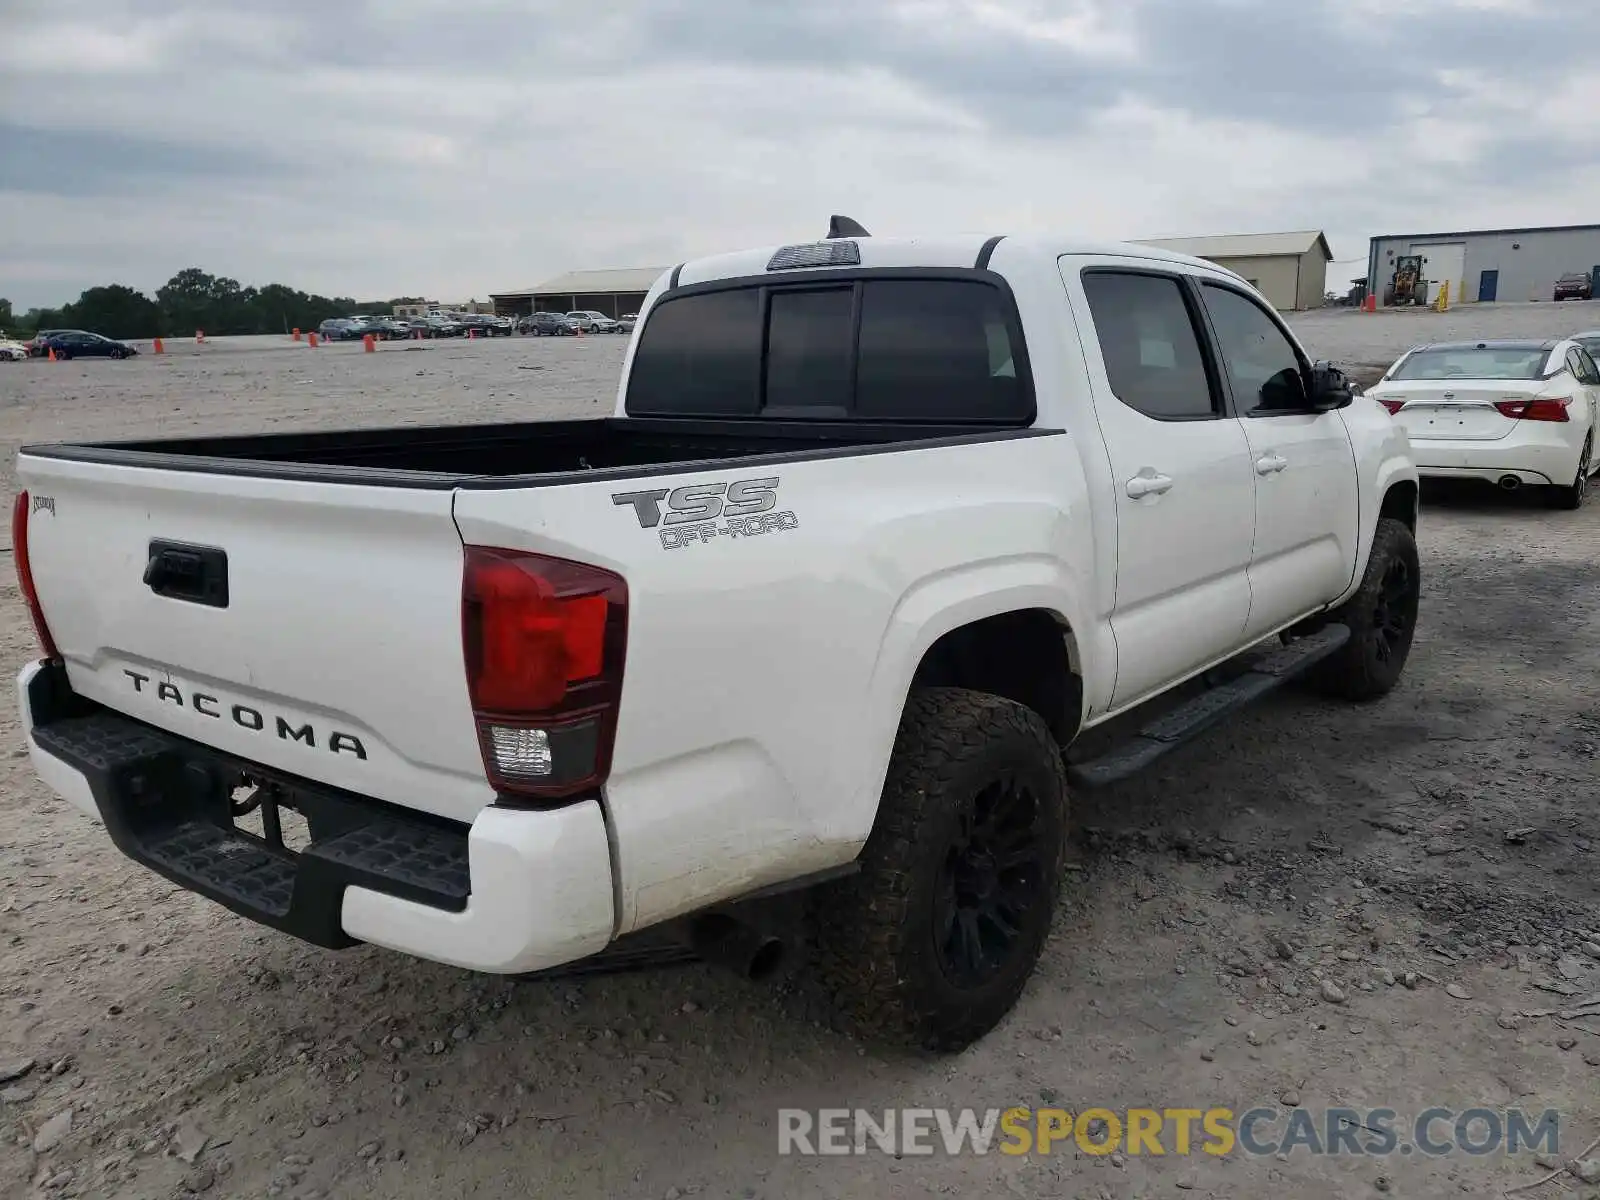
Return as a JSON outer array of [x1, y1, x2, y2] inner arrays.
[[672, 232, 1249, 291]]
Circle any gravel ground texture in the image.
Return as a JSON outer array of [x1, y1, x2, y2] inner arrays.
[[1, 303, 1598, 1200]]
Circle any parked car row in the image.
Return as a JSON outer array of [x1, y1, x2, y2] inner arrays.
[[514, 311, 637, 336], [317, 312, 516, 341], [5, 307, 641, 363]]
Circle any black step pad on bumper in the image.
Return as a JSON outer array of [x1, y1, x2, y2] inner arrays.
[[30, 678, 471, 949]]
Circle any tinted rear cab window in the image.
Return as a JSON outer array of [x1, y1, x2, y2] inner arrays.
[[625, 276, 1032, 423]]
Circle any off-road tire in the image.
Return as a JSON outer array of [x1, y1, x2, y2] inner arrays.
[[813, 687, 1068, 1053], [1545, 436, 1590, 511], [1307, 517, 1420, 702]]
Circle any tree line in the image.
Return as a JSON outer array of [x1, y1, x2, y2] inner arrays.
[[1, 270, 426, 340]]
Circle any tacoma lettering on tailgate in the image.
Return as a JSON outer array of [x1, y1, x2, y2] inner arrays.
[[123, 670, 367, 758]]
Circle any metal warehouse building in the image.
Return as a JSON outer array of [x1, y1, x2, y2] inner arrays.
[[1136, 230, 1333, 311], [1367, 223, 1600, 307], [489, 267, 666, 319]]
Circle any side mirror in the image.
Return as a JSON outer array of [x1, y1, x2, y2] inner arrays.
[[1309, 361, 1354, 410]]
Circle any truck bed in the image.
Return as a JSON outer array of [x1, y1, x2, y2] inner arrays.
[[22, 417, 1037, 488]]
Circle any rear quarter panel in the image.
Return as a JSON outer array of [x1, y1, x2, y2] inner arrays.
[[452, 432, 1096, 933]]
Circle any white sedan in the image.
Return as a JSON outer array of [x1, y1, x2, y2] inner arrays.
[[0, 338, 27, 362], [1367, 338, 1599, 509]]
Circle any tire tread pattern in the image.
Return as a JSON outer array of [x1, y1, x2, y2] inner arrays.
[[813, 687, 1067, 1052]]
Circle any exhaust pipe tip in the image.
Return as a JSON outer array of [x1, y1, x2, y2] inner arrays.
[[688, 914, 787, 983], [1498, 474, 1522, 491]]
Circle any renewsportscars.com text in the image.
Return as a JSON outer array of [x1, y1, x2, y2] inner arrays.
[[777, 1106, 1562, 1158]]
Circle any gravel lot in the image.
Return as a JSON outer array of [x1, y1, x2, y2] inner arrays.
[[1, 305, 1598, 1200]]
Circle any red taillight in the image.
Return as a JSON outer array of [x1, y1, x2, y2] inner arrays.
[[461, 546, 627, 804], [1494, 397, 1571, 423], [1378, 399, 1405, 415], [12, 492, 60, 660]]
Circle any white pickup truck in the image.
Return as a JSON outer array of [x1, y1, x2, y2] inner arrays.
[[14, 223, 1421, 1051]]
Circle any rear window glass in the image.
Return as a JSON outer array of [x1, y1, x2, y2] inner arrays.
[[625, 288, 762, 415], [626, 277, 1030, 422], [855, 280, 1027, 421], [1389, 347, 1548, 380], [765, 288, 854, 413]]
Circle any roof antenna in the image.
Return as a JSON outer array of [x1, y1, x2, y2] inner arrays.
[[827, 215, 870, 239]]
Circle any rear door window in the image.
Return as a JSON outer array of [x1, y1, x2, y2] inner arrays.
[[1576, 346, 1600, 384], [626, 276, 1032, 423], [1080, 271, 1220, 420]]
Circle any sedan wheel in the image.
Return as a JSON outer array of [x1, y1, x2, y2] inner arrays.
[[1547, 437, 1591, 510]]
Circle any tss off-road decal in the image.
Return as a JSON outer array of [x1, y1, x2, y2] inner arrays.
[[612, 476, 800, 550]]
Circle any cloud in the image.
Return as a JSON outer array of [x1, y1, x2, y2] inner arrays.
[[1, 0, 1597, 308], [0, 124, 286, 197]]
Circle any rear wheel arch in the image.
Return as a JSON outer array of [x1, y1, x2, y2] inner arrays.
[[1379, 479, 1419, 532], [908, 607, 1082, 747]]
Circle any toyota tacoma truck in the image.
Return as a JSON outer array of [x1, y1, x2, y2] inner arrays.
[[13, 221, 1421, 1051]]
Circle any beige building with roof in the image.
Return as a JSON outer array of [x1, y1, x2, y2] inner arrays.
[[489, 267, 668, 320], [1135, 231, 1333, 311]]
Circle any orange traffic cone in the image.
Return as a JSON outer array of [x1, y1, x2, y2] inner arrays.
[[363, 333, 376, 353], [153, 337, 165, 354], [309, 332, 319, 347], [47, 346, 57, 362]]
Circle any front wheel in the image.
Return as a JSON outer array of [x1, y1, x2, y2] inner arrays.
[[1306, 517, 1420, 702], [813, 687, 1067, 1052], [1545, 436, 1591, 510]]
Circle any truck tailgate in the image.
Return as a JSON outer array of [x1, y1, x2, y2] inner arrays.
[[18, 455, 493, 823]]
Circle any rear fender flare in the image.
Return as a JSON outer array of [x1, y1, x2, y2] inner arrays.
[[840, 557, 1094, 852], [1340, 451, 1419, 608]]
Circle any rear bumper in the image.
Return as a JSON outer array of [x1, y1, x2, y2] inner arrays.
[[18, 660, 615, 974], [1409, 435, 1576, 486]]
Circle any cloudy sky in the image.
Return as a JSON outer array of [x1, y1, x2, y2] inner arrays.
[[3, 0, 1597, 309]]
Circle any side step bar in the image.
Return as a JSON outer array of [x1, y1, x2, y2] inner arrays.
[[1066, 623, 1351, 791]]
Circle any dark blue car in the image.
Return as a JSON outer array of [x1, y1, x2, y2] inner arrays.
[[41, 330, 139, 360]]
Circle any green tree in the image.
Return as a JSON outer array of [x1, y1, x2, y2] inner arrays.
[[20, 307, 67, 335], [157, 268, 224, 336], [61, 285, 163, 338], [19, 269, 390, 337]]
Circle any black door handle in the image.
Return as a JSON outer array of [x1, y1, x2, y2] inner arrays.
[[145, 541, 229, 608]]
